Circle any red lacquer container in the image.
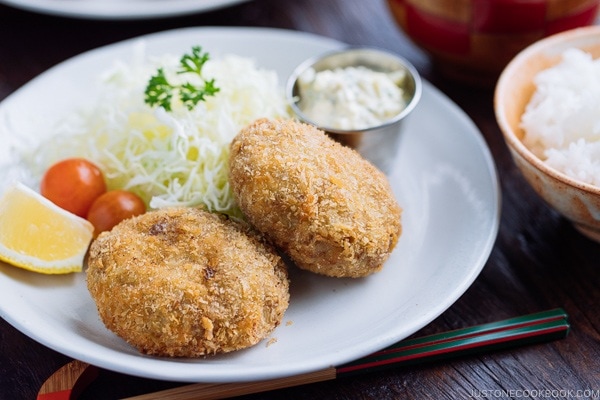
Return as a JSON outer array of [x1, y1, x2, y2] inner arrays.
[[387, 0, 599, 85]]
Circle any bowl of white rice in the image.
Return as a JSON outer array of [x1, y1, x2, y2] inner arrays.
[[495, 25, 600, 242]]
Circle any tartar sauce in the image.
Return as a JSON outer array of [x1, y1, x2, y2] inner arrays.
[[296, 65, 407, 130]]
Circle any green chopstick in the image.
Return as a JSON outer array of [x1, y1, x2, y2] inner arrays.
[[337, 308, 570, 376], [381, 307, 567, 351]]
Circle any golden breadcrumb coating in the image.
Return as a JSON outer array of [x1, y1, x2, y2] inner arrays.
[[86, 207, 289, 357], [229, 118, 402, 278]]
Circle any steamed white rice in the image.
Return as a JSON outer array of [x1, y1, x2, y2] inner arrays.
[[520, 48, 600, 187]]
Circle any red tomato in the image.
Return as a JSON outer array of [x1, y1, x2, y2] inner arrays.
[[87, 190, 146, 236], [40, 158, 107, 218]]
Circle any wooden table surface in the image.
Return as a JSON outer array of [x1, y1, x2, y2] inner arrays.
[[1, 1, 599, 399]]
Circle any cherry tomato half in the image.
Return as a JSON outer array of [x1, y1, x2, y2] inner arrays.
[[40, 158, 107, 218], [87, 190, 146, 237]]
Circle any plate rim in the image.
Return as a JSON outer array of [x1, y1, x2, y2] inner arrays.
[[0, 0, 251, 19], [0, 26, 501, 383]]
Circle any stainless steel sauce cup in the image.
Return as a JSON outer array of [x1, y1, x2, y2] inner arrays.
[[286, 47, 422, 173]]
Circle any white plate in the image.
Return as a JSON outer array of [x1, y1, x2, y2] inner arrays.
[[0, 27, 500, 383], [0, 0, 250, 20]]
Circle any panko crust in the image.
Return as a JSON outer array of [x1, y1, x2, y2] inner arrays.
[[86, 207, 289, 357], [229, 118, 402, 278]]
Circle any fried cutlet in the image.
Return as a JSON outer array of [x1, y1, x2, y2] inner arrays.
[[86, 206, 289, 357], [229, 118, 402, 278]]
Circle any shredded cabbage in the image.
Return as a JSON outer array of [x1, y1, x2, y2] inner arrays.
[[24, 46, 291, 217]]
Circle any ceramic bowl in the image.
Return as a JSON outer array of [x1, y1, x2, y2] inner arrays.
[[495, 26, 600, 242], [286, 47, 422, 173], [387, 0, 599, 86]]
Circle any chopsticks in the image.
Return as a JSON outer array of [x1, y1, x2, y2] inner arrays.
[[123, 308, 569, 400], [337, 307, 569, 376]]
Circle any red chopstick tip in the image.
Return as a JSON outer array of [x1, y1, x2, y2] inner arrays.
[[37, 389, 72, 400]]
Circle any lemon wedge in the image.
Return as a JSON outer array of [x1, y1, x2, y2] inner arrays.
[[0, 182, 94, 274]]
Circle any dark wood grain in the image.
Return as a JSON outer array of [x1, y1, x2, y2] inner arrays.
[[1, 0, 599, 399]]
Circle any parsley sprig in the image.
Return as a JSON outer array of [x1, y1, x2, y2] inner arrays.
[[144, 46, 220, 111]]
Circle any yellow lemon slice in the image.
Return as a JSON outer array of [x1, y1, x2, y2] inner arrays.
[[0, 182, 94, 274]]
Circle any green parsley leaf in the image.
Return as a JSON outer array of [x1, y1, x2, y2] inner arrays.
[[178, 46, 210, 75], [144, 68, 174, 111], [144, 46, 220, 111]]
